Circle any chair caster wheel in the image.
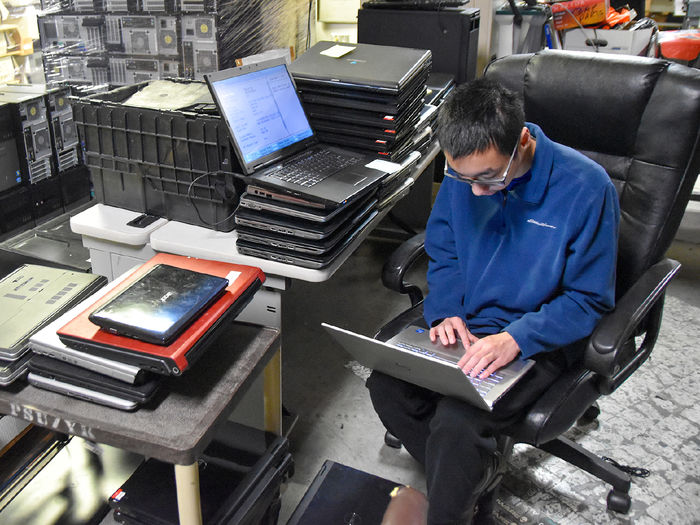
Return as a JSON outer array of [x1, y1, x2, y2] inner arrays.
[[384, 430, 402, 449], [578, 404, 601, 425], [607, 489, 631, 514]]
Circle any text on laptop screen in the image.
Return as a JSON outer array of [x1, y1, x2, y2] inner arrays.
[[211, 64, 314, 164]]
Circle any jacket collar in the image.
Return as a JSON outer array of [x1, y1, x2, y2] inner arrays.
[[510, 123, 552, 205]]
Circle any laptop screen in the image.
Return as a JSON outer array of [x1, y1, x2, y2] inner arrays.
[[208, 63, 314, 170]]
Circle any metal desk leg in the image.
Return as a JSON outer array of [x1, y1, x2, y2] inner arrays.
[[263, 349, 282, 435], [174, 462, 203, 525]]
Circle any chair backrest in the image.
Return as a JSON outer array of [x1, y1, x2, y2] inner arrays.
[[484, 50, 700, 298]]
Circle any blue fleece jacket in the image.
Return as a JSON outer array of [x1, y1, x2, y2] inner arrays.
[[424, 124, 620, 359]]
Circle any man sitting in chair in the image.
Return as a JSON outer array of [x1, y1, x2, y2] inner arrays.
[[366, 78, 620, 524]]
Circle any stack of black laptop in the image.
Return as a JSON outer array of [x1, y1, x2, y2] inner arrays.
[[204, 58, 415, 270], [25, 254, 265, 411], [289, 41, 433, 164]]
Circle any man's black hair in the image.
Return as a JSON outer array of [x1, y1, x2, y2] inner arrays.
[[436, 77, 525, 160]]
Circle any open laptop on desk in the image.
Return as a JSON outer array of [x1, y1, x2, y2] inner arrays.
[[204, 59, 389, 209], [323, 323, 535, 411]]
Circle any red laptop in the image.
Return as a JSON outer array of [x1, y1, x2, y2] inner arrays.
[[56, 253, 265, 376]]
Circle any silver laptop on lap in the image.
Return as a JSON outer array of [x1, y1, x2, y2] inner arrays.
[[322, 323, 535, 411]]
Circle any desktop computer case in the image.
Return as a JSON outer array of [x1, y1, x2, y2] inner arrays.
[[358, 7, 480, 83]]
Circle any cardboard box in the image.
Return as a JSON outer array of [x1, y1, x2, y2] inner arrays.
[[551, 0, 608, 30], [0, 55, 15, 83], [563, 27, 654, 56]]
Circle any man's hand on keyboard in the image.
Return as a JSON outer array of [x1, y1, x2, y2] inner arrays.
[[457, 332, 520, 379], [429, 316, 478, 349]]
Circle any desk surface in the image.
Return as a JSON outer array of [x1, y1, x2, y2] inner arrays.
[[0, 323, 279, 465], [70, 144, 440, 283]]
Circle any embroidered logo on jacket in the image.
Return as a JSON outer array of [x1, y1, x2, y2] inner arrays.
[[527, 219, 557, 230]]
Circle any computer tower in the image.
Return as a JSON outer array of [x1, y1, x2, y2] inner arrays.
[[39, 15, 105, 54], [0, 185, 34, 237], [181, 15, 217, 80], [109, 57, 179, 84], [120, 15, 178, 57], [0, 104, 22, 193], [30, 175, 64, 222], [122, 16, 159, 55], [0, 91, 54, 184], [46, 88, 81, 174], [357, 7, 480, 83]]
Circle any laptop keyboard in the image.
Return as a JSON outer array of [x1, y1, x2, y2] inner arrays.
[[395, 341, 505, 397], [271, 149, 361, 187]]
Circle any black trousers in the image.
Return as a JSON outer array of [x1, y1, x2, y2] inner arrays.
[[366, 351, 568, 525]]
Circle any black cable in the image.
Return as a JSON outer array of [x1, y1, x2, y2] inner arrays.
[[602, 456, 651, 478], [186, 171, 239, 228]]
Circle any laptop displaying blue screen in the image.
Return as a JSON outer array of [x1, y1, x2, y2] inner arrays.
[[212, 64, 314, 165]]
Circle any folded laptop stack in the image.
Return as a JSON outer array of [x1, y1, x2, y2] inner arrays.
[[26, 253, 265, 411], [289, 41, 433, 164], [0, 265, 106, 389]]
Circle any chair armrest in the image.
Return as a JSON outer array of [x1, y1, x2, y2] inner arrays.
[[381, 231, 426, 307], [585, 257, 681, 392]]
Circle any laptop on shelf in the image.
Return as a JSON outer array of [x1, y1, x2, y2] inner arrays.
[[204, 59, 389, 208], [29, 274, 158, 385], [56, 254, 265, 376], [87, 264, 230, 346], [27, 355, 162, 411], [237, 210, 378, 269], [322, 323, 535, 411], [298, 81, 426, 115], [302, 98, 423, 130], [0, 265, 106, 362], [236, 197, 377, 256], [240, 186, 377, 223]]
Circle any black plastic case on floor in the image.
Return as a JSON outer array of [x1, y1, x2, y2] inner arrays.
[[110, 420, 293, 525], [285, 460, 400, 525]]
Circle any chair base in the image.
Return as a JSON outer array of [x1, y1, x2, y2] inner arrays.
[[538, 435, 632, 513], [384, 430, 403, 449]]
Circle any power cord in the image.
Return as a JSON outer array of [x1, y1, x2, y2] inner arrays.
[[186, 171, 239, 228], [602, 456, 651, 478]]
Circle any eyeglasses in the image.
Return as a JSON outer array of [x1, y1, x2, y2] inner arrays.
[[444, 140, 519, 187]]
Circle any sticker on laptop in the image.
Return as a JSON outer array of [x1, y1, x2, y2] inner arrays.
[[365, 159, 401, 173], [320, 45, 356, 58]]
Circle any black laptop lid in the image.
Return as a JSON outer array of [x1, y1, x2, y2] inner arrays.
[[288, 41, 432, 93], [205, 59, 317, 176], [87, 264, 229, 346]]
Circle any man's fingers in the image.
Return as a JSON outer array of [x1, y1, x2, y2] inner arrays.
[[478, 361, 501, 379], [455, 325, 471, 349]]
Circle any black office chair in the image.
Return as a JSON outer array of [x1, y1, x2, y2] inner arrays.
[[374, 50, 700, 514]]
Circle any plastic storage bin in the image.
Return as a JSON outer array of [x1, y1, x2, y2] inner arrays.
[[72, 80, 242, 231]]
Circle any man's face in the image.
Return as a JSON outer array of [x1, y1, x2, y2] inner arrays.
[[444, 145, 516, 197]]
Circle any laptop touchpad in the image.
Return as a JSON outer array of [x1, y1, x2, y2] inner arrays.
[[340, 174, 369, 186]]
